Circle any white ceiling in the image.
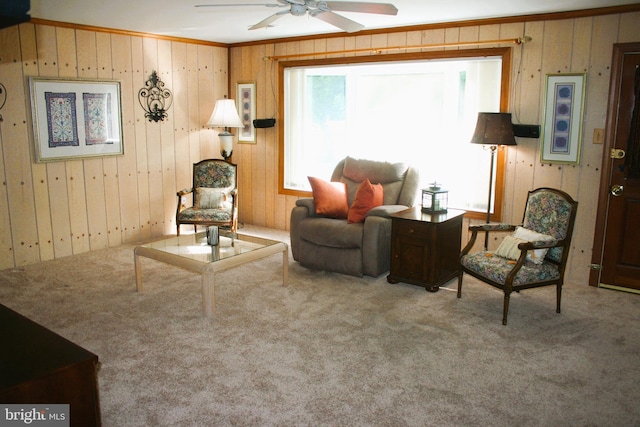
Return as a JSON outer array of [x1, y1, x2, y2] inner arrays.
[[29, 0, 639, 44]]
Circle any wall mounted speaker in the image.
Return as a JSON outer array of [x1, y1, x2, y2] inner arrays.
[[253, 118, 276, 128], [513, 124, 541, 139], [0, 0, 30, 29]]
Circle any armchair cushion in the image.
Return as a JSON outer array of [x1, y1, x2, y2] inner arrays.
[[176, 206, 233, 223], [342, 156, 407, 184], [308, 176, 349, 219], [494, 236, 527, 261], [348, 178, 383, 223], [339, 156, 408, 206], [513, 226, 554, 264], [461, 252, 561, 286], [196, 187, 228, 209], [522, 190, 575, 263], [299, 218, 363, 248]]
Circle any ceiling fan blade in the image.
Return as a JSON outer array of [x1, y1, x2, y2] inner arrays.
[[313, 11, 364, 33], [194, 3, 285, 8], [249, 11, 288, 30], [324, 2, 398, 15]]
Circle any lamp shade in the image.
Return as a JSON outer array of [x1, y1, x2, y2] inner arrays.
[[206, 98, 243, 128], [470, 112, 517, 146]]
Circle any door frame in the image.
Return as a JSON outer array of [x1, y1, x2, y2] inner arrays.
[[589, 42, 640, 288]]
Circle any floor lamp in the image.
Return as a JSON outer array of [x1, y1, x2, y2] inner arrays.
[[470, 112, 517, 249]]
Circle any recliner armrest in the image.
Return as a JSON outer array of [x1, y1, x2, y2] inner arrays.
[[295, 198, 320, 217], [362, 215, 393, 276], [290, 200, 315, 260], [366, 205, 409, 219]]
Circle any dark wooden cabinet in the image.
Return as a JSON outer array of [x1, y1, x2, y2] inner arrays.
[[387, 207, 465, 291], [0, 304, 101, 426]]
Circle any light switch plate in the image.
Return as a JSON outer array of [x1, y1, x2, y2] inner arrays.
[[593, 128, 605, 144]]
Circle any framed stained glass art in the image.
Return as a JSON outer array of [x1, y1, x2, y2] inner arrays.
[[29, 77, 123, 163], [541, 73, 586, 165]]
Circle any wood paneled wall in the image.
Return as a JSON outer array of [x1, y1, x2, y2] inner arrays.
[[1, 11, 639, 287], [229, 11, 640, 286], [0, 23, 228, 269]]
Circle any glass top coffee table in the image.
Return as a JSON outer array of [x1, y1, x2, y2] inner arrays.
[[134, 231, 288, 318]]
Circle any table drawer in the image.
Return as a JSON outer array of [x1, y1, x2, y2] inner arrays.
[[394, 219, 429, 239]]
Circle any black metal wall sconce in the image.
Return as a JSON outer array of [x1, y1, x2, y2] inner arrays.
[[0, 82, 6, 121], [138, 70, 172, 122]]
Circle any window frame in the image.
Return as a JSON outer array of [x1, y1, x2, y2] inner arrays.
[[277, 47, 512, 222]]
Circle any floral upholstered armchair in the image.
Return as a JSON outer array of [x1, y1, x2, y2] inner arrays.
[[176, 159, 238, 235], [457, 187, 578, 325]]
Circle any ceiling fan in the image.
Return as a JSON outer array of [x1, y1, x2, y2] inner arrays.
[[195, 0, 398, 33]]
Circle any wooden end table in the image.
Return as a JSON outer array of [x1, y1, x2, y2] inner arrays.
[[387, 207, 465, 292]]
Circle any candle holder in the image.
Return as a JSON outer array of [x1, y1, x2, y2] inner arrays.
[[138, 70, 173, 122]]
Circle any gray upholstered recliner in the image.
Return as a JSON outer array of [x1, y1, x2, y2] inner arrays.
[[290, 156, 420, 277]]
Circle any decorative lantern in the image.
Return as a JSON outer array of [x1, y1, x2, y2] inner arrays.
[[421, 183, 448, 213]]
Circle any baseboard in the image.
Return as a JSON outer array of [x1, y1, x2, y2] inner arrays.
[[599, 283, 640, 294]]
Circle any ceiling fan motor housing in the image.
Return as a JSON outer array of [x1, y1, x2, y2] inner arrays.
[[290, 4, 307, 16]]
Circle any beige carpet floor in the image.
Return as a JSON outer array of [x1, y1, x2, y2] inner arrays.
[[1, 224, 639, 426]]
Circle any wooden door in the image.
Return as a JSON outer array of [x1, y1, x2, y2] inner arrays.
[[591, 43, 640, 292]]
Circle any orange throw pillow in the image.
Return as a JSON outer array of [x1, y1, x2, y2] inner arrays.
[[348, 178, 384, 223], [308, 176, 349, 219]]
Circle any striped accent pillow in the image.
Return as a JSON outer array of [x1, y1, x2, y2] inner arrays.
[[495, 236, 527, 260]]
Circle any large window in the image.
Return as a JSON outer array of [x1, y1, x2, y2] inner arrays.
[[279, 48, 511, 218]]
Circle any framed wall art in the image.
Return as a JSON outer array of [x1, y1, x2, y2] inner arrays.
[[29, 77, 124, 163], [541, 73, 586, 164], [236, 81, 256, 143]]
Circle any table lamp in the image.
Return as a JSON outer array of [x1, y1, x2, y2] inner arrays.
[[206, 96, 243, 161]]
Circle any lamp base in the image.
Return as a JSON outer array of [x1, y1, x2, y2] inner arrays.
[[218, 131, 233, 161]]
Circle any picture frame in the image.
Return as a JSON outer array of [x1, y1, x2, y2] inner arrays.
[[29, 76, 124, 163], [540, 73, 586, 165], [236, 81, 256, 143]]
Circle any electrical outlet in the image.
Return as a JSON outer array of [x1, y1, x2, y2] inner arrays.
[[181, 196, 187, 204], [593, 128, 605, 144]]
